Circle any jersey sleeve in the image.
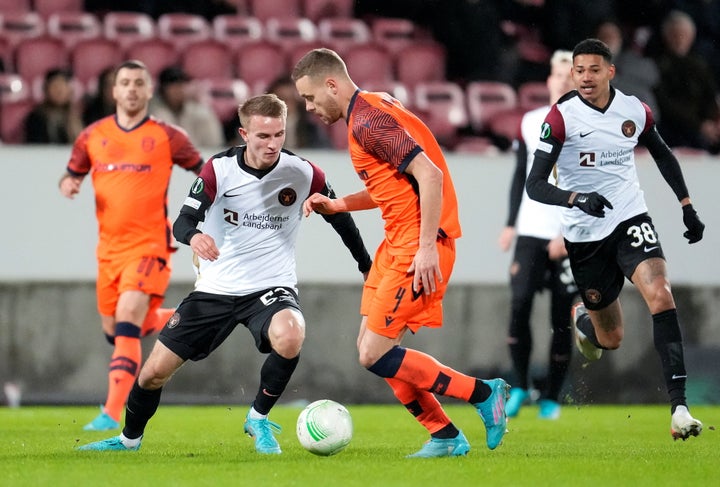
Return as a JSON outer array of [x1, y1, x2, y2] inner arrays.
[[163, 122, 204, 173], [66, 127, 93, 176], [352, 108, 421, 173], [307, 161, 327, 197]]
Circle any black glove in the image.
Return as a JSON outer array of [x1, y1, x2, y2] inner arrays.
[[572, 192, 613, 218], [682, 204, 704, 244]]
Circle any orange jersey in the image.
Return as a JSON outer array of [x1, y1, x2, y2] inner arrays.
[[67, 115, 203, 260], [347, 91, 461, 255]]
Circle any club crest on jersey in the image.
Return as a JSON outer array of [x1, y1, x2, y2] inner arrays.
[[540, 122, 552, 139], [278, 188, 297, 206], [167, 312, 181, 329], [621, 120, 636, 137], [584, 289, 601, 304], [579, 152, 596, 167], [142, 137, 155, 152], [191, 178, 204, 194]]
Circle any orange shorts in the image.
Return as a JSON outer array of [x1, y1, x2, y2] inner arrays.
[[96, 254, 171, 319], [361, 237, 455, 338]]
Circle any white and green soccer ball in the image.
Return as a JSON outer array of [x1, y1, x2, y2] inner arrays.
[[296, 399, 353, 456]]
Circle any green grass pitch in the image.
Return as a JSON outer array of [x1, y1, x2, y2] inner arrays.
[[1, 404, 716, 486]]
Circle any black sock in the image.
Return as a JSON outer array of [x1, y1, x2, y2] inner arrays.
[[468, 379, 492, 404], [431, 422, 460, 440], [653, 309, 687, 412], [253, 351, 299, 415], [576, 313, 608, 349], [123, 380, 162, 440]]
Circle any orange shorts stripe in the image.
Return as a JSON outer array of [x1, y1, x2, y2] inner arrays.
[[96, 254, 171, 317], [361, 238, 455, 338]]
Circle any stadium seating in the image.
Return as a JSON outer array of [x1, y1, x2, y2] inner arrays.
[[196, 77, 251, 124], [125, 38, 180, 81], [265, 17, 317, 54], [413, 80, 468, 148], [46, 11, 101, 49], [488, 108, 524, 143], [13, 36, 69, 84], [0, 97, 34, 143], [286, 41, 329, 73], [317, 17, 371, 55], [362, 79, 411, 106], [465, 81, 518, 133], [0, 11, 45, 48], [395, 42, 446, 89], [453, 135, 500, 155], [157, 13, 210, 50], [234, 40, 287, 94], [103, 11, 156, 51], [0, 0, 31, 12], [212, 14, 264, 52], [249, 0, 301, 21], [302, 0, 354, 23], [343, 43, 394, 86], [517, 81, 550, 111], [180, 39, 234, 80], [371, 17, 423, 56], [71, 38, 123, 84], [34, 0, 84, 17], [0, 72, 30, 103]]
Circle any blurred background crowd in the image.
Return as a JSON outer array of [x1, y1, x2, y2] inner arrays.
[[1, 0, 719, 154]]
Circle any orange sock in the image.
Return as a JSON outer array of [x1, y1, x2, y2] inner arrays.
[[141, 307, 175, 337], [393, 348, 476, 402], [104, 335, 141, 421], [386, 377, 450, 434]]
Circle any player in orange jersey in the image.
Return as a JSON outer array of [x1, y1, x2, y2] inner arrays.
[[59, 60, 204, 431], [292, 48, 510, 458]]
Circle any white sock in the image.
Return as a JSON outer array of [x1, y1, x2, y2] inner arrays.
[[120, 433, 142, 448], [247, 407, 267, 420]]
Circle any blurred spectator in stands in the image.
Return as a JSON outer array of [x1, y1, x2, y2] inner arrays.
[[653, 10, 720, 153], [226, 75, 332, 150], [595, 19, 661, 121], [24, 68, 83, 144], [150, 66, 224, 148], [82, 67, 116, 126], [672, 0, 720, 84]]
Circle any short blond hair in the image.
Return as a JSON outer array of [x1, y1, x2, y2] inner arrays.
[[238, 93, 287, 129], [550, 50, 573, 67]]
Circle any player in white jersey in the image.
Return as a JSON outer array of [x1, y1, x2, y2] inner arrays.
[[77, 94, 372, 454], [526, 39, 705, 440], [498, 50, 578, 420]]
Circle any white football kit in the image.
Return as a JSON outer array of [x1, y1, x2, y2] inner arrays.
[[181, 148, 325, 296], [538, 89, 651, 242]]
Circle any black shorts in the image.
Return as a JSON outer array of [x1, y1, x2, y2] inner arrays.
[[511, 236, 578, 300], [159, 287, 302, 361], [565, 213, 665, 310]]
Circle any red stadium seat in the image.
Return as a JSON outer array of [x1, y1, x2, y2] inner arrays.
[[413, 81, 468, 148], [71, 38, 123, 85], [0, 0, 31, 12], [317, 17, 371, 56], [157, 13, 210, 51], [302, 0, 354, 23], [265, 17, 317, 54], [181, 39, 234, 81], [0, 11, 45, 48], [488, 108, 524, 144], [125, 38, 180, 82], [196, 77, 251, 124], [248, 0, 301, 21], [286, 40, 329, 73], [33, 0, 84, 17], [13, 36, 69, 84], [343, 43, 394, 86], [371, 17, 431, 56], [518, 81, 550, 111], [103, 11, 156, 51], [46, 11, 102, 49], [212, 15, 264, 52], [362, 79, 411, 107], [0, 98, 34, 143], [465, 81, 518, 133], [395, 42, 446, 89], [234, 41, 287, 94]]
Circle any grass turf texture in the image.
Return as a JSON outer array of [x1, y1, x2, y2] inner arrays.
[[1, 404, 716, 486]]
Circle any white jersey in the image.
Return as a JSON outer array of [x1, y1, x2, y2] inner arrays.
[[183, 148, 324, 295], [542, 88, 651, 242], [516, 106, 563, 239]]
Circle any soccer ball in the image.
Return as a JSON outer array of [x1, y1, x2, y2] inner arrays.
[[296, 399, 353, 456]]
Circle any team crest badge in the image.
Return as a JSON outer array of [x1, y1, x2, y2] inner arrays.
[[278, 188, 297, 206], [167, 312, 181, 329], [585, 289, 602, 304], [142, 136, 155, 152], [621, 120, 636, 137]]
